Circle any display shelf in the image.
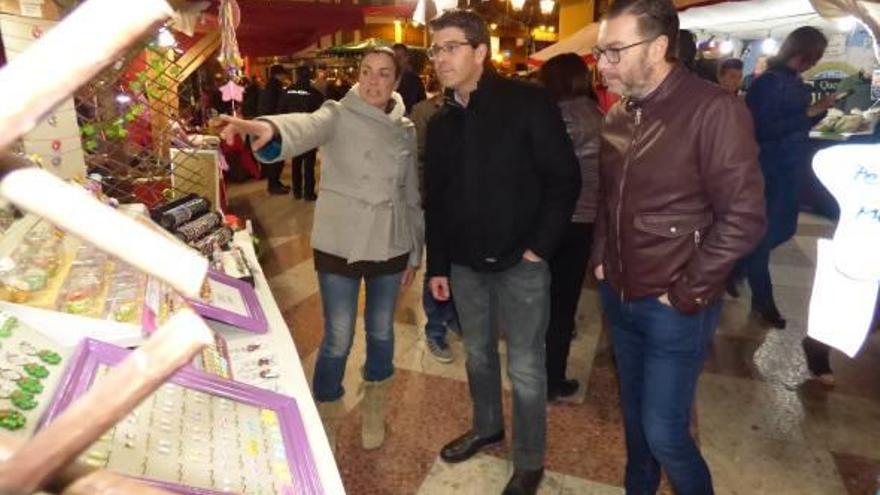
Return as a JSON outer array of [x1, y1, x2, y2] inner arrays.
[[40, 338, 323, 495]]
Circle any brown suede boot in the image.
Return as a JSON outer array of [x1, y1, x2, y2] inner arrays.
[[360, 377, 392, 450], [317, 399, 346, 455]]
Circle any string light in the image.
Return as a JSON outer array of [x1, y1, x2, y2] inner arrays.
[[762, 37, 778, 55], [720, 39, 734, 55]]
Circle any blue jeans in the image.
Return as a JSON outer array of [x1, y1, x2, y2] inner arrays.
[[423, 277, 459, 343], [747, 156, 803, 310], [599, 282, 721, 495], [313, 271, 403, 402]]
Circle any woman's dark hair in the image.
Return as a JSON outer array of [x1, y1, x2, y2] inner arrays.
[[362, 46, 402, 80], [538, 53, 597, 102], [770, 26, 828, 70]]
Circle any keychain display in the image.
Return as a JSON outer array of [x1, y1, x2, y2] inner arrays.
[[0, 311, 67, 435]]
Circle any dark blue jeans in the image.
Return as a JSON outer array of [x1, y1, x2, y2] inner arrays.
[[747, 157, 803, 311], [422, 276, 459, 343], [313, 270, 403, 402], [599, 282, 721, 495]]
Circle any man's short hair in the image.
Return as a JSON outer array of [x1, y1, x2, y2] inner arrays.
[[428, 9, 490, 48], [719, 58, 744, 74], [392, 43, 408, 53], [607, 0, 680, 61]]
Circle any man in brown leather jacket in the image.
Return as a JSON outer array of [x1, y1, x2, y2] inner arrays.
[[590, 1, 766, 493]]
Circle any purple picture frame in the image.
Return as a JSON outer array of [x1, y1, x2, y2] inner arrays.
[[186, 270, 268, 334], [39, 339, 323, 495]]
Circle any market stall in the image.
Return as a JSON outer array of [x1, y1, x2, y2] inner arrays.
[[0, 1, 344, 493]]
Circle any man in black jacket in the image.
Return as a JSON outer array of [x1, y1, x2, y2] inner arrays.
[[277, 65, 325, 200], [257, 64, 290, 194], [425, 10, 580, 495]]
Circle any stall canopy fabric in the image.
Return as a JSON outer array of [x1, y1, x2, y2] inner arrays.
[[528, 0, 879, 65], [201, 0, 365, 57], [322, 38, 425, 56]]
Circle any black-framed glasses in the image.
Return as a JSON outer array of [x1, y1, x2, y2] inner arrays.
[[427, 41, 473, 60], [592, 37, 657, 64]]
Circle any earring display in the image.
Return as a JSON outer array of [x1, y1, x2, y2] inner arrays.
[[0, 310, 68, 437], [185, 270, 268, 334], [41, 339, 322, 495]]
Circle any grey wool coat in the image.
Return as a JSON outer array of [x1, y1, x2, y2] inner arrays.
[[257, 85, 424, 267]]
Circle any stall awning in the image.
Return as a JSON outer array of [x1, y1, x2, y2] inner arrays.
[[195, 0, 365, 57], [528, 0, 751, 65]]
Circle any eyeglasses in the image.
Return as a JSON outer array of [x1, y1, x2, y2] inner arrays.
[[592, 37, 658, 64], [427, 41, 473, 60]]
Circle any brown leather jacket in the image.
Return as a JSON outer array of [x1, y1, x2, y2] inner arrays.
[[590, 65, 766, 315]]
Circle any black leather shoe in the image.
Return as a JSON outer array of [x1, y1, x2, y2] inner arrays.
[[292, 189, 303, 199], [440, 430, 504, 463], [502, 467, 544, 495], [304, 192, 318, 201], [752, 305, 786, 329], [268, 185, 290, 195], [548, 379, 579, 402]]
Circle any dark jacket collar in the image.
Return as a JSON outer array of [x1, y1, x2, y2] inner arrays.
[[443, 68, 503, 110]]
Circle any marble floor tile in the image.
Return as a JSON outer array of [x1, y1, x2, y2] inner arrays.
[[697, 374, 808, 445], [334, 369, 472, 495], [798, 388, 880, 460], [282, 292, 324, 359], [416, 454, 624, 495], [267, 260, 319, 311], [704, 432, 849, 495], [831, 452, 880, 495]]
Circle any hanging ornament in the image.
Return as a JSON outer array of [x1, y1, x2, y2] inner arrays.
[[217, 0, 243, 79]]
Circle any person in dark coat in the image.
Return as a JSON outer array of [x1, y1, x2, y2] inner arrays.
[[741, 26, 836, 328], [258, 64, 290, 194], [425, 10, 580, 495], [393, 43, 426, 114], [277, 65, 326, 200]]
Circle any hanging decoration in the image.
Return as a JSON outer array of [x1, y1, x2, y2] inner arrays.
[[217, 0, 243, 79], [217, 0, 244, 114]]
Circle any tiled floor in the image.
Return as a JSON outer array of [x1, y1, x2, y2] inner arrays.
[[228, 175, 880, 495]]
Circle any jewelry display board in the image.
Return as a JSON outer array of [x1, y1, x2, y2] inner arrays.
[[0, 310, 69, 437], [40, 338, 322, 495], [186, 270, 267, 334]]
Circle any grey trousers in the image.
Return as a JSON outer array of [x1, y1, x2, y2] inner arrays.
[[450, 260, 551, 470]]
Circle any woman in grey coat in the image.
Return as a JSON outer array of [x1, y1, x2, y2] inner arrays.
[[220, 47, 424, 452]]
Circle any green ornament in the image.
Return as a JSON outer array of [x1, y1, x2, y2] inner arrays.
[[23, 363, 48, 379], [16, 377, 43, 395], [0, 316, 17, 338], [0, 409, 25, 430], [37, 350, 62, 366], [10, 390, 36, 410]]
